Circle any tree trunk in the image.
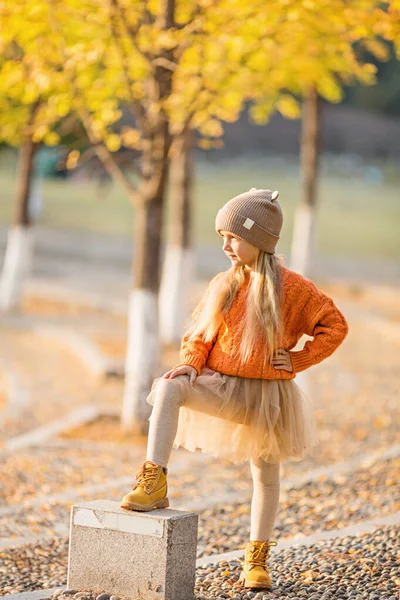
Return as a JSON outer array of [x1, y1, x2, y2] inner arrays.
[[121, 191, 166, 433], [159, 128, 195, 345], [0, 139, 38, 310], [121, 57, 174, 433], [289, 86, 320, 277]]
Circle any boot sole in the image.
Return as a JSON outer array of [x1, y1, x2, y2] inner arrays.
[[239, 570, 272, 589], [120, 497, 170, 512]]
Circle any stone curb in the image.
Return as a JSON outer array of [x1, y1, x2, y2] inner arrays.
[[0, 524, 70, 551], [279, 443, 400, 489], [160, 442, 400, 514], [195, 512, 400, 566], [32, 325, 125, 378], [1, 439, 398, 518], [1, 443, 398, 551], [25, 281, 128, 318], [0, 588, 60, 600], [2, 406, 101, 452], [0, 446, 210, 521], [0, 370, 30, 430]]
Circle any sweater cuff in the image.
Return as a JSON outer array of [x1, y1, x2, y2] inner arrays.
[[172, 354, 205, 376], [289, 348, 313, 374]]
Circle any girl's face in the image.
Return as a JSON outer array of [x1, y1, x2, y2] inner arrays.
[[220, 230, 260, 270]]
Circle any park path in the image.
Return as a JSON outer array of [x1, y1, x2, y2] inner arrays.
[[0, 277, 399, 598]]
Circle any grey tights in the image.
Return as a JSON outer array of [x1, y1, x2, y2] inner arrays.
[[146, 377, 280, 542]]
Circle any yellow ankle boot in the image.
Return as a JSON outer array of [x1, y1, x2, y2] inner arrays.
[[120, 460, 169, 511], [239, 539, 277, 589]]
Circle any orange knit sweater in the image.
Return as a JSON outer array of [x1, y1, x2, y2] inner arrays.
[[174, 266, 349, 379]]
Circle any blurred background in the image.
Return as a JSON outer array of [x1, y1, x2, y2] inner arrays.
[[0, 3, 399, 595], [1, 96, 400, 276]]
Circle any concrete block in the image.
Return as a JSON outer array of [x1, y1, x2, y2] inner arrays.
[[67, 500, 198, 600]]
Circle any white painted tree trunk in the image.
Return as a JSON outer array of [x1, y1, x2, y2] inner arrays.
[[0, 225, 34, 311], [289, 203, 316, 400], [288, 202, 317, 277], [159, 244, 194, 345], [290, 334, 313, 397], [121, 289, 161, 433]]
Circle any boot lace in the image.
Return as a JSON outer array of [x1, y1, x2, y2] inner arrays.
[[245, 540, 278, 569], [133, 461, 162, 493]]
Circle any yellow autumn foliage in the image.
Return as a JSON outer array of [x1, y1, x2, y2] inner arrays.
[[0, 0, 397, 154]]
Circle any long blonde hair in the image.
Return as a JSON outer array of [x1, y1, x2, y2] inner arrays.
[[186, 250, 285, 367]]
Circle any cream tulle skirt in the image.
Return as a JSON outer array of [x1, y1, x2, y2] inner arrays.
[[146, 366, 319, 465]]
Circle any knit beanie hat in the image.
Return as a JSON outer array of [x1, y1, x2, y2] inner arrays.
[[215, 188, 283, 254]]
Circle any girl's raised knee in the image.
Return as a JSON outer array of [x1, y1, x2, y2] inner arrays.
[[154, 377, 186, 407]]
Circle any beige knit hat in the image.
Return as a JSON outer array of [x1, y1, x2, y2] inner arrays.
[[215, 188, 283, 254]]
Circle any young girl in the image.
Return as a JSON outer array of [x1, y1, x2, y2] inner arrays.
[[121, 188, 349, 590]]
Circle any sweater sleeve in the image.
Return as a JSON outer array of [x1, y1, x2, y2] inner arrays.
[[172, 273, 223, 376], [289, 296, 349, 374]]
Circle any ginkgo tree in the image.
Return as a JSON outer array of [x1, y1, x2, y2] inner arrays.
[[239, 0, 393, 277], [159, 0, 395, 347], [54, 0, 396, 432], [4, 0, 392, 434], [380, 1, 400, 54], [4, 0, 183, 433], [48, 0, 273, 433], [0, 3, 75, 309], [158, 4, 283, 346], [159, 127, 195, 347]]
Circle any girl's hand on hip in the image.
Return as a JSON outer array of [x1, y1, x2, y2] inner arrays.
[[271, 348, 293, 372], [163, 365, 198, 384]]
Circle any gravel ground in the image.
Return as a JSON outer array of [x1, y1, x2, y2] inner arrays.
[[0, 442, 215, 508], [1, 456, 397, 555], [194, 456, 399, 557], [1, 286, 398, 458], [17, 303, 400, 450], [193, 525, 400, 600], [0, 328, 124, 443], [1, 283, 399, 597], [1, 525, 398, 598]]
